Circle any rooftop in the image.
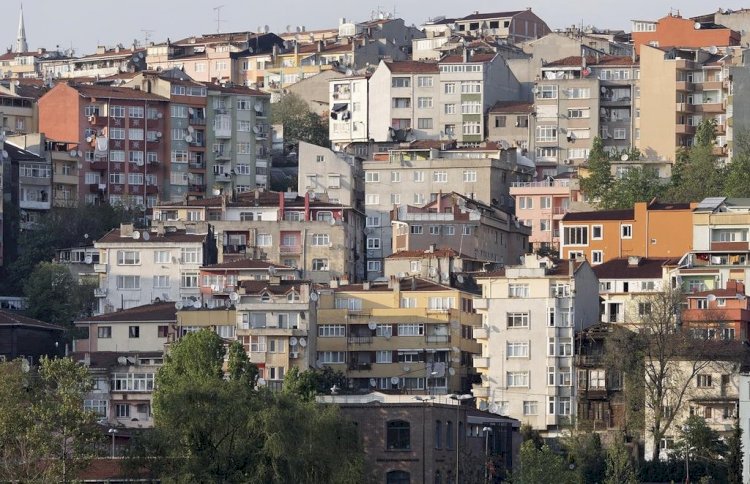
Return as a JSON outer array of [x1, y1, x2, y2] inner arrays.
[[76, 302, 177, 323], [544, 55, 638, 67], [202, 259, 296, 270], [333, 277, 458, 293], [0, 310, 64, 331], [459, 11, 524, 21], [240, 279, 310, 295], [96, 228, 207, 244], [386, 248, 477, 260], [69, 83, 169, 102], [488, 101, 534, 114], [593, 257, 672, 280], [384, 60, 439, 74]]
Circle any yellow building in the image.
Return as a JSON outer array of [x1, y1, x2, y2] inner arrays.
[[316, 277, 481, 394]]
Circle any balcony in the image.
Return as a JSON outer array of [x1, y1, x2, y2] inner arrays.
[[347, 335, 373, 344], [188, 117, 206, 126], [697, 102, 724, 114], [90, 160, 108, 171], [473, 326, 489, 340], [471, 385, 489, 398], [675, 80, 694, 91], [223, 244, 247, 255], [215, 127, 232, 139], [713, 146, 728, 156], [579, 387, 609, 400], [280, 245, 302, 254], [699, 80, 723, 91], [426, 335, 450, 344], [214, 150, 232, 160], [575, 354, 603, 366], [676, 102, 695, 113], [473, 356, 489, 369], [94, 263, 107, 273], [189, 161, 206, 170], [146, 185, 159, 195], [189, 185, 205, 193], [94, 288, 107, 298], [348, 362, 372, 371], [676, 124, 696, 135]]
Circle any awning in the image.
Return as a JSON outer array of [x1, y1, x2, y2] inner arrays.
[[332, 103, 348, 112]]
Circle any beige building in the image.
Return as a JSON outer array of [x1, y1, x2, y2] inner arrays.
[[487, 101, 534, 159], [316, 277, 481, 394], [153, 189, 364, 283], [297, 141, 364, 210], [472, 255, 600, 435], [384, 248, 491, 283]]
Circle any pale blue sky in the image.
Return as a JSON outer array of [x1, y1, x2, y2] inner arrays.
[[2, 1, 724, 55]]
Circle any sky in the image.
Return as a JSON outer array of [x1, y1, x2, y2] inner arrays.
[[1, 1, 723, 55]]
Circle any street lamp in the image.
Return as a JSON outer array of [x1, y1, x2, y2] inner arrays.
[[108, 428, 118, 458], [483, 426, 492, 484], [450, 393, 474, 484], [415, 396, 435, 484]]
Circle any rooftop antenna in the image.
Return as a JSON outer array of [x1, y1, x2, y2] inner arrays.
[[141, 29, 155, 45], [213, 5, 226, 34]]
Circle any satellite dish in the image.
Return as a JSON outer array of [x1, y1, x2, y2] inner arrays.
[[621, 153, 629, 161], [457, 275, 465, 284], [315, 359, 323, 369], [252, 126, 260, 134], [369, 378, 377, 387], [132, 231, 141, 240], [706, 294, 717, 302], [329, 217, 337, 226], [449, 367, 456, 376], [142, 231, 150, 241], [210, 284, 218, 292], [452, 346, 460, 353], [478, 401, 488, 411], [229, 292, 239, 302], [390, 376, 399, 385], [137, 160, 144, 166], [77, 150, 83, 157], [299, 337, 307, 347], [187, 126, 194, 133], [69, 149, 77, 157], [254, 102, 263, 111], [264, 25, 270, 34], [175, 301, 184, 310], [117, 356, 128, 365], [345, 68, 353, 76], [310, 292, 319, 302], [600, 86, 607, 94], [213, 188, 221, 196], [290, 336, 298, 346], [84, 255, 93, 264], [185, 135, 193, 143], [193, 300, 202, 309], [403, 365, 410, 372], [368, 321, 377, 330], [489, 403, 499, 414], [694, 22, 702, 29], [258, 377, 266, 386], [268, 266, 278, 276]]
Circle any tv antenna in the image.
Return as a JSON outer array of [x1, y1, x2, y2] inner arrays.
[[213, 5, 226, 33], [141, 29, 155, 45]]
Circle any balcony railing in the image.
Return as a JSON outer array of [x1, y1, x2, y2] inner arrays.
[[473, 356, 489, 368], [347, 335, 372, 344], [280, 245, 301, 254], [223, 244, 247, 254], [511, 180, 571, 188], [426, 335, 450, 343], [348, 362, 372, 371]]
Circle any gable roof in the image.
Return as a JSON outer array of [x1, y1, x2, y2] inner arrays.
[[593, 257, 671, 280], [69, 84, 169, 102], [76, 302, 177, 323], [385, 61, 439, 74], [0, 310, 64, 331], [460, 11, 523, 21]]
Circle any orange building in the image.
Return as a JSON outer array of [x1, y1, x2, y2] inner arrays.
[[559, 200, 695, 264], [632, 13, 740, 54], [682, 280, 750, 341]]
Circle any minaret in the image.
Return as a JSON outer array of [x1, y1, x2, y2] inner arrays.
[[14, 4, 28, 53]]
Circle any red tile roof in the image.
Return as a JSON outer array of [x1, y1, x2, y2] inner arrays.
[[76, 302, 177, 323], [71, 84, 169, 102], [202, 259, 296, 270], [0, 310, 64, 330], [545, 55, 638, 67], [385, 61, 439, 74], [96, 228, 207, 244], [386, 248, 477, 260], [489, 101, 534, 114], [593, 257, 672, 280], [203, 82, 268, 97]]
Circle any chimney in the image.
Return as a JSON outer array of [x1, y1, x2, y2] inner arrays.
[[120, 223, 134, 237], [568, 259, 574, 276], [278, 191, 285, 220], [330, 278, 339, 289], [411, 276, 417, 291], [428, 244, 436, 253], [317, 40, 323, 53], [388, 275, 397, 289], [627, 256, 642, 267], [304, 192, 311, 221]]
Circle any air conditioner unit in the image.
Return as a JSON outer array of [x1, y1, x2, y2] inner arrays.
[[290, 351, 299, 359]]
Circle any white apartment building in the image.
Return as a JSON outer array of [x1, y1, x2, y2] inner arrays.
[[94, 223, 216, 314], [297, 141, 364, 209], [472, 255, 599, 435], [329, 76, 369, 151]]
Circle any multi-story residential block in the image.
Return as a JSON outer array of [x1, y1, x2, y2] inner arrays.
[[487, 101, 534, 158], [49, 44, 147, 80], [631, 13, 740, 55], [639, 45, 731, 163], [56, 245, 99, 283], [153, 190, 364, 283], [329, 75, 370, 150], [363, 143, 533, 279], [594, 257, 673, 325], [235, 279, 317, 391], [559, 200, 694, 264], [38, 83, 170, 208], [93, 223, 217, 313], [0, 88, 35, 135], [316, 393, 521, 484], [391, 192, 530, 267], [510, 176, 582, 251], [472, 255, 600, 435], [48, 139, 82, 207], [451, 10, 550, 43], [677, 197, 750, 294], [316, 277, 482, 394], [384, 247, 492, 283], [199, 259, 300, 309], [682, 280, 750, 341], [2, 139, 52, 231], [287, 70, 347, 116], [297, 141, 364, 209]]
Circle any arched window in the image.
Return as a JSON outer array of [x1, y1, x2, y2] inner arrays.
[[386, 470, 411, 484], [386, 420, 411, 450]]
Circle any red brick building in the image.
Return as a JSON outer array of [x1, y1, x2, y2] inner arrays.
[[632, 13, 740, 54], [682, 280, 750, 341]]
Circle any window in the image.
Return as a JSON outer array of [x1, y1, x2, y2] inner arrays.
[[558, 338, 572, 356], [413, 171, 424, 182], [508, 284, 529, 298], [84, 399, 108, 417], [621, 224, 633, 239], [312, 234, 330, 246], [386, 421, 410, 450], [518, 197, 533, 209], [462, 122, 481, 135], [446, 420, 454, 449], [697, 374, 712, 387], [153, 275, 170, 288], [392, 98, 411, 108], [390, 193, 401, 204], [387, 471, 411, 484], [116, 404, 130, 418], [317, 351, 345, 363], [435, 420, 443, 449], [507, 371, 529, 387], [110, 105, 126, 118], [444, 103, 456, 114], [366, 216, 381, 227], [461, 101, 481, 114], [365, 172, 380, 183], [256, 234, 272, 246], [463, 170, 477, 182], [319, 325, 346, 337], [592, 251, 603, 264], [365, 194, 380, 205], [567, 108, 589, 119], [523, 401, 538, 415], [116, 276, 140, 290], [367, 238, 381, 249], [460, 81, 481, 94], [98, 326, 111, 338], [494, 115, 507, 128], [614, 128, 627, 140], [638, 302, 652, 316], [417, 97, 433, 109], [589, 369, 606, 389], [592, 225, 603, 240], [400, 296, 417, 308], [558, 397, 571, 415], [563, 226, 588, 245], [390, 171, 401, 183], [129, 326, 140, 338], [417, 118, 433, 129], [158, 325, 169, 338], [417, 76, 433, 87], [153, 250, 170, 263], [507, 312, 529, 328], [376, 324, 393, 337], [507, 341, 529, 358], [444, 82, 456, 94], [414, 193, 425, 205], [536, 125, 557, 142], [433, 171, 447, 183], [312, 258, 329, 271], [540, 220, 551, 232], [558, 367, 572, 386], [537, 85, 558, 99], [117, 250, 140, 265], [391, 77, 411, 88], [398, 323, 424, 336], [181, 248, 201, 264], [428, 297, 454, 310], [181, 272, 198, 288], [410, 225, 423, 235]]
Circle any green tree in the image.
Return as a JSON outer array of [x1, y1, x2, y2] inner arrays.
[[271, 92, 329, 148], [0, 357, 102, 482], [518, 424, 544, 450], [675, 415, 728, 471], [580, 137, 613, 204], [666, 118, 724, 203], [604, 436, 637, 484], [724, 130, 750, 198], [226, 340, 258, 386], [563, 432, 606, 483], [601, 166, 665, 209], [283, 366, 349, 401], [512, 441, 577, 484], [23, 262, 82, 327], [695, 118, 718, 148], [726, 420, 743, 484]]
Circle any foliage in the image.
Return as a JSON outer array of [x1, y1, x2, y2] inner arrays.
[[282, 366, 349, 401], [603, 167, 664, 209], [534, 245, 559, 261], [604, 436, 637, 484], [270, 92, 329, 148], [563, 432, 605, 483], [695, 118, 717, 148], [674, 415, 728, 473], [511, 441, 577, 484], [579, 137, 612, 203], [518, 424, 544, 450], [0, 357, 102, 482], [726, 421, 743, 484], [23, 262, 91, 327], [665, 143, 725, 203], [130, 330, 363, 483], [724, 130, 750, 198]]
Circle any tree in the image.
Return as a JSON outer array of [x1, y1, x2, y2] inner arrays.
[[518, 424, 544, 450], [602, 167, 665, 210], [666, 118, 724, 203], [674, 415, 727, 472], [563, 432, 605, 483], [23, 262, 82, 327], [511, 441, 577, 484], [283, 366, 349, 401], [579, 137, 613, 203], [0, 357, 102, 482], [226, 340, 258, 386], [724, 130, 750, 198], [604, 436, 637, 484], [271, 92, 329, 149], [726, 421, 743, 484]]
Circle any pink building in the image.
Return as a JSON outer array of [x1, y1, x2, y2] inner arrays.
[[510, 176, 581, 251]]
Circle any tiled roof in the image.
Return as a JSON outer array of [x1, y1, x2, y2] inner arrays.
[[460, 11, 523, 21], [489, 101, 534, 114], [96, 228, 206, 244], [78, 48, 145, 60], [71, 84, 169, 102], [70, 351, 164, 369], [333, 278, 454, 292], [203, 82, 268, 97], [240, 280, 308, 295], [385, 61, 440, 73], [202, 259, 296, 270], [562, 209, 634, 222], [76, 302, 177, 323], [545, 55, 638, 67], [3, 142, 45, 162], [0, 310, 64, 330], [440, 53, 496, 63], [593, 257, 671, 280]]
